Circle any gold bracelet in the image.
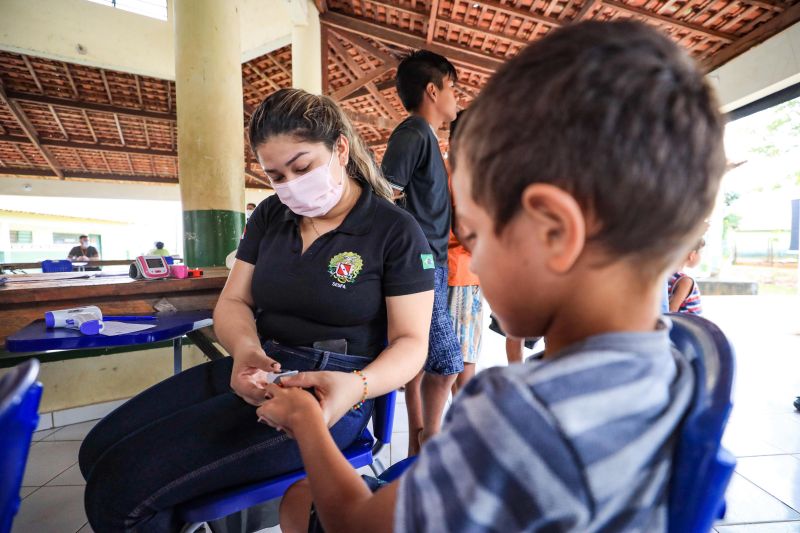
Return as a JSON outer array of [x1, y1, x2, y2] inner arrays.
[[352, 370, 368, 410]]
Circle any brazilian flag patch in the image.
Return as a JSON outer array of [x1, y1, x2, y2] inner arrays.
[[421, 254, 435, 270]]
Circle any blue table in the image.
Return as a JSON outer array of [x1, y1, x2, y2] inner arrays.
[[6, 310, 214, 374]]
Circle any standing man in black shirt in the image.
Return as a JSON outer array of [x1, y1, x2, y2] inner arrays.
[[382, 50, 462, 455]]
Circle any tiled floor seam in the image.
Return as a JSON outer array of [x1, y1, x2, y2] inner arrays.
[[732, 469, 800, 516]]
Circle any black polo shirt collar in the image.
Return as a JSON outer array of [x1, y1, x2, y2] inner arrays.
[[279, 181, 376, 236]]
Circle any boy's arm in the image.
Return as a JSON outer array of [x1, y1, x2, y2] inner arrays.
[[668, 277, 693, 312], [257, 385, 397, 533], [381, 126, 426, 193]]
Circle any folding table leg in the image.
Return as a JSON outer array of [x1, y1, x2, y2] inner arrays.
[[174, 337, 182, 374]]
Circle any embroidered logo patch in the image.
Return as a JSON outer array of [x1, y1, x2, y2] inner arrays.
[[421, 254, 435, 270], [329, 252, 364, 284]]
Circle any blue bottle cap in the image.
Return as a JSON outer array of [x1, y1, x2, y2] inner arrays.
[[79, 320, 103, 336], [45, 312, 55, 328]]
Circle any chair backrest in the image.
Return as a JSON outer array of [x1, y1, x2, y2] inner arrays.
[[0, 359, 42, 533], [41, 259, 73, 273], [667, 313, 736, 533], [371, 389, 396, 451]]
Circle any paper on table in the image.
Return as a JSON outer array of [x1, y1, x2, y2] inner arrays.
[[99, 321, 156, 336]]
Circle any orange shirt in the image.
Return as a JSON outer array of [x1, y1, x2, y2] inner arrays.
[[447, 174, 480, 286]]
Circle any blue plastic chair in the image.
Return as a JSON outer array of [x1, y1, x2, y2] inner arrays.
[[177, 390, 397, 532], [0, 359, 42, 533], [666, 312, 736, 533], [380, 314, 737, 533], [41, 259, 73, 273]]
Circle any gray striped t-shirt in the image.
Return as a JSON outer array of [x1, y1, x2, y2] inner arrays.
[[395, 325, 693, 532]]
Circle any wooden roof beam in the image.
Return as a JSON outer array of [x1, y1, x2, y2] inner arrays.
[[331, 64, 396, 100], [321, 12, 503, 72], [249, 62, 282, 92], [0, 166, 178, 184], [62, 62, 80, 99], [703, 1, 800, 69], [0, 83, 64, 179], [21, 55, 44, 94], [366, 83, 403, 120], [602, 0, 735, 42], [427, 0, 441, 43], [328, 33, 372, 80], [340, 31, 399, 67], [6, 90, 175, 122], [100, 69, 114, 104]]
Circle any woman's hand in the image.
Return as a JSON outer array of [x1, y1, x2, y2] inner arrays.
[[278, 371, 363, 427], [256, 383, 324, 438], [230, 348, 282, 406]]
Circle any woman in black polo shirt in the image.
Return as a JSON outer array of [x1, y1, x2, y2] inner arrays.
[[79, 89, 435, 532]]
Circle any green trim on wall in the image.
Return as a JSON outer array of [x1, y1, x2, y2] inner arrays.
[[183, 209, 244, 267]]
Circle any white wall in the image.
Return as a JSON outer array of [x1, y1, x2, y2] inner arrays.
[[0, 0, 294, 79], [709, 23, 800, 112]]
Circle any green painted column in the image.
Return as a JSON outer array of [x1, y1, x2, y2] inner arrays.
[[174, 0, 245, 267]]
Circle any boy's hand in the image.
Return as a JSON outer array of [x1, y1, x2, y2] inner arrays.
[[278, 371, 363, 427], [257, 383, 323, 438], [230, 348, 281, 406]]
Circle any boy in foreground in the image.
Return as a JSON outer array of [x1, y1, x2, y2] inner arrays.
[[258, 19, 726, 533]]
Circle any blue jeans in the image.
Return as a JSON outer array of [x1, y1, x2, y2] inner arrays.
[[78, 342, 374, 532]]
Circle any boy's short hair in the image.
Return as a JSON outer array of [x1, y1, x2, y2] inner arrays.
[[79, 235, 88, 240], [396, 50, 458, 112], [453, 21, 726, 272], [694, 238, 706, 252]]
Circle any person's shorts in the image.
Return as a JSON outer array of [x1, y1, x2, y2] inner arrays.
[[447, 285, 483, 364], [425, 266, 464, 375]]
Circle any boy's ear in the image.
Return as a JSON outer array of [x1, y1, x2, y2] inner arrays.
[[425, 81, 438, 103], [519, 184, 586, 274]]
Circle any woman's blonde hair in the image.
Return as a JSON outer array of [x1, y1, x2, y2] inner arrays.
[[248, 89, 393, 201]]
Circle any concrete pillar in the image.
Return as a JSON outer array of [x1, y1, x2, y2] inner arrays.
[[291, 0, 322, 94], [174, 0, 245, 267]]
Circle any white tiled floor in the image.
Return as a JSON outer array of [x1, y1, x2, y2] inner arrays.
[[10, 295, 800, 532]]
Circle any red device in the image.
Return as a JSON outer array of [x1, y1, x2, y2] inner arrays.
[[187, 268, 204, 278]]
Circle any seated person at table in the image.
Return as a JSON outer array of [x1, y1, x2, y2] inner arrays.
[[77, 88, 435, 532], [67, 235, 100, 262], [147, 241, 171, 257], [259, 20, 727, 533]]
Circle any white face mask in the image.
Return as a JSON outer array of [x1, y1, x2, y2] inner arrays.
[[246, 209, 254, 219], [269, 149, 345, 218]]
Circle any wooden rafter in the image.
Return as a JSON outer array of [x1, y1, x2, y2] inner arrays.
[[342, 32, 399, 66], [134, 74, 144, 109], [7, 91, 175, 122], [367, 83, 402, 120], [0, 166, 179, 184], [21, 55, 43, 94], [329, 33, 371, 79], [427, 0, 441, 43], [331, 64, 395, 100], [62, 62, 80, 99], [114, 114, 126, 145], [48, 105, 69, 140], [576, 0, 600, 20], [99, 69, 115, 105], [0, 83, 64, 179], [321, 11, 503, 72], [81, 109, 98, 143], [602, 0, 736, 42], [265, 54, 292, 79], [249, 62, 282, 92], [704, 1, 800, 69]]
